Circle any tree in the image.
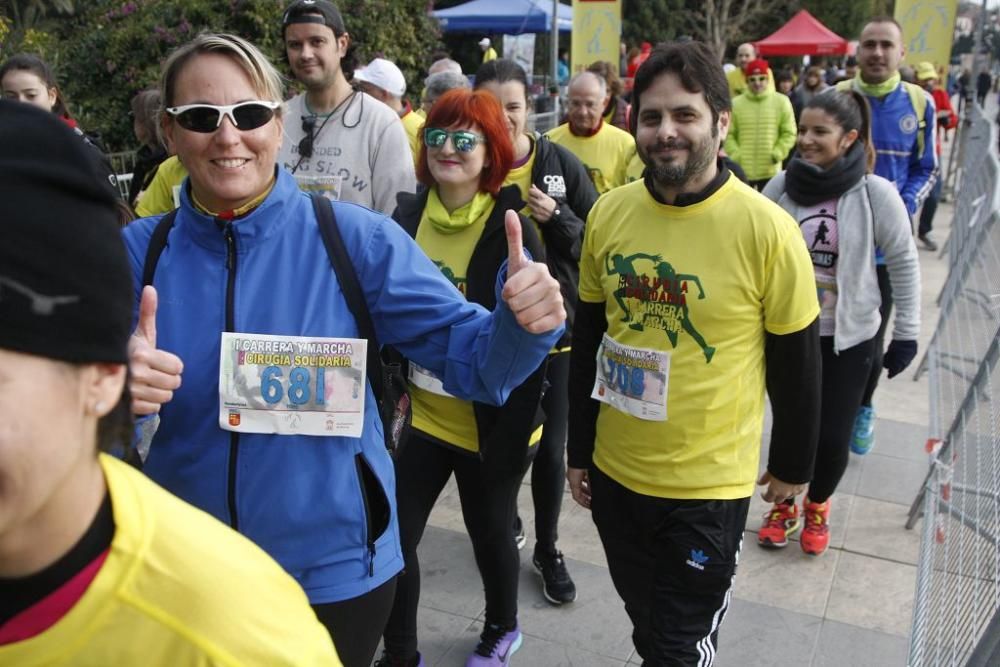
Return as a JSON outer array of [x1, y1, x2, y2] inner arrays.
[[622, 0, 787, 61], [2, 0, 441, 151], [621, 0, 686, 49], [684, 0, 786, 61], [0, 0, 75, 31], [798, 0, 892, 42]]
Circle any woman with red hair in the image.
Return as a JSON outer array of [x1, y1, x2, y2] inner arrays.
[[378, 89, 546, 667]]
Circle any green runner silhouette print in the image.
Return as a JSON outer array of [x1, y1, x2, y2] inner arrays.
[[433, 260, 467, 294], [605, 252, 715, 363]]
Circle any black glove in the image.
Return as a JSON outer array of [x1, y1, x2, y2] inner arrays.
[[883, 339, 918, 379]]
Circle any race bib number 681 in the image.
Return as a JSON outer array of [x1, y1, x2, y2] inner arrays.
[[219, 332, 367, 437]]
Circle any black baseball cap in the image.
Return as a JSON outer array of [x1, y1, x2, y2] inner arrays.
[[282, 0, 346, 35]]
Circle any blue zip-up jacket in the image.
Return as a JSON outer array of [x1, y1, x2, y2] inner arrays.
[[121, 168, 564, 604], [853, 81, 937, 216]]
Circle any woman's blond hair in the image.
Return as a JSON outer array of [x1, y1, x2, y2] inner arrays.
[[160, 32, 285, 112]]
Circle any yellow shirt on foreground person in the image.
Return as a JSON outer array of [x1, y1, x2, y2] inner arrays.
[[0, 455, 342, 666]]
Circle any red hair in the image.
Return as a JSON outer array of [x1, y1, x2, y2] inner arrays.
[[416, 89, 513, 195]]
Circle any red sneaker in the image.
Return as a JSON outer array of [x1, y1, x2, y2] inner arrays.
[[757, 501, 801, 548], [801, 497, 831, 556]]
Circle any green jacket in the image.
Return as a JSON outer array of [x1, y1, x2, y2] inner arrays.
[[724, 90, 797, 182]]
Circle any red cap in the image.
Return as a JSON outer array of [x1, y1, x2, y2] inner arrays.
[[744, 59, 769, 77]]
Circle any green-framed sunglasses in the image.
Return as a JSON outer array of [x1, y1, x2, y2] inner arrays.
[[423, 128, 487, 153]]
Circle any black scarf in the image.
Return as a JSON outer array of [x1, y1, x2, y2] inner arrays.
[[784, 140, 866, 206]]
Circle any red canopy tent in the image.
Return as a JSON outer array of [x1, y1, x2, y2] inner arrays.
[[754, 10, 848, 56]]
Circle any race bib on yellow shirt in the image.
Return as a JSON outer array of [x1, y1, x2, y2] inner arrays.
[[408, 362, 455, 398], [591, 334, 670, 421], [219, 333, 367, 437]]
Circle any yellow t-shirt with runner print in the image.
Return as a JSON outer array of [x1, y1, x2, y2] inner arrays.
[[578, 175, 818, 499], [544, 122, 634, 195], [410, 192, 491, 452]]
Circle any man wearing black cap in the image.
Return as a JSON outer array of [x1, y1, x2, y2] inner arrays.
[[277, 0, 416, 214], [0, 101, 341, 665]]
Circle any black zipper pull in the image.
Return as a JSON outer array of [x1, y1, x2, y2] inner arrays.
[[368, 543, 376, 577], [223, 223, 236, 271]]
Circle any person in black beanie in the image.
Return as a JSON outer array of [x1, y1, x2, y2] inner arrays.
[[0, 100, 342, 664], [759, 90, 920, 556]]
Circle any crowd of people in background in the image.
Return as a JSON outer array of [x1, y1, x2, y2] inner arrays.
[[3, 0, 994, 664]]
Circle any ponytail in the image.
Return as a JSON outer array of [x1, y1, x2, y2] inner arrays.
[[848, 90, 876, 173]]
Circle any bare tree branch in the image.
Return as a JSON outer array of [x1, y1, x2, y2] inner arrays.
[[688, 0, 786, 60]]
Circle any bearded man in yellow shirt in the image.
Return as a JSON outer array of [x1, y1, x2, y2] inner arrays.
[[567, 42, 821, 665]]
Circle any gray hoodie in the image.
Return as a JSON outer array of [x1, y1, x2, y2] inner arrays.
[[763, 172, 920, 353]]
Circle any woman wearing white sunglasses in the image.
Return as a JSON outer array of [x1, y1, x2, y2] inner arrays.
[[379, 89, 546, 667], [121, 33, 565, 667]]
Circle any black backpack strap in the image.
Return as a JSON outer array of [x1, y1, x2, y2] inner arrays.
[[311, 194, 384, 403], [141, 209, 179, 287]]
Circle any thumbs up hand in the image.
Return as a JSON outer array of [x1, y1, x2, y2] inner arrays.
[[128, 286, 184, 415], [501, 210, 566, 334]]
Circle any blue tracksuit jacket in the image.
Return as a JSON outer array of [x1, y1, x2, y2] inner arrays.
[[121, 168, 563, 603], [861, 82, 938, 216]]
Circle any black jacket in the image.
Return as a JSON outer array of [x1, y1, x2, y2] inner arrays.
[[392, 184, 549, 475], [128, 144, 168, 206], [530, 133, 599, 346]]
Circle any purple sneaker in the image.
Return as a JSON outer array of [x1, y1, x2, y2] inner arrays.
[[465, 623, 522, 666]]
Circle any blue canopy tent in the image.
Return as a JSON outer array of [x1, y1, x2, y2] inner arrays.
[[432, 0, 572, 34]]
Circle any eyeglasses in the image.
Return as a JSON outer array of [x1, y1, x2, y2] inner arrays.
[[165, 101, 281, 133], [424, 128, 486, 153], [299, 115, 317, 159], [747, 76, 768, 84]]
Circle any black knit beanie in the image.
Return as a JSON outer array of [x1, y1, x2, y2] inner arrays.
[[0, 101, 132, 364]]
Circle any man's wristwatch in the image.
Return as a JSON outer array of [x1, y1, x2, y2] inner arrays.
[[551, 207, 561, 220]]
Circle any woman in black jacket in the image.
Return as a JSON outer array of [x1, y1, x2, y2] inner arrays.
[[379, 89, 546, 667], [475, 58, 598, 606]]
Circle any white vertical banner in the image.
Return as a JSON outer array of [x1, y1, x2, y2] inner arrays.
[[503, 33, 536, 81]]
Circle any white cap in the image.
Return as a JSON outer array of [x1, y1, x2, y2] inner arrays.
[[478, 37, 491, 48], [353, 58, 407, 98]]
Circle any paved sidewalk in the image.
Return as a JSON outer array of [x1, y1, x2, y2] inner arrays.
[[393, 154, 957, 666]]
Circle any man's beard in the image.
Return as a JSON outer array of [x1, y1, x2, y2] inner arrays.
[[639, 125, 718, 189]]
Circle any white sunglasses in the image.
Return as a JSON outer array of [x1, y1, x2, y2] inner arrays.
[[165, 100, 281, 133]]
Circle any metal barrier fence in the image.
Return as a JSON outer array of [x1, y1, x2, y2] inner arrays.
[[528, 111, 560, 134], [107, 150, 137, 201], [907, 103, 1000, 666], [940, 108, 1000, 286]]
